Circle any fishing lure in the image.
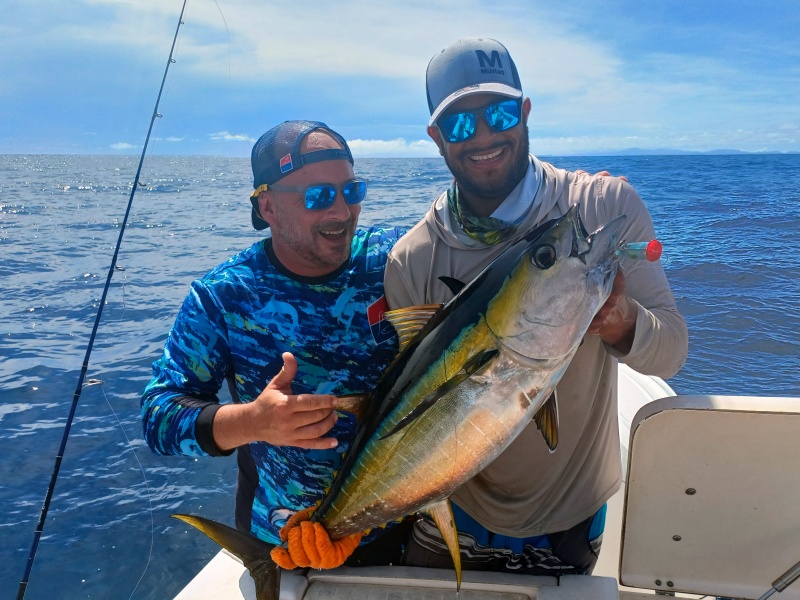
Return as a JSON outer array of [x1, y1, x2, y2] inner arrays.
[[617, 239, 662, 262]]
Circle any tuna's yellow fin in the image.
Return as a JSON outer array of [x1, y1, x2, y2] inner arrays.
[[532, 391, 559, 452], [172, 514, 280, 600], [333, 394, 368, 420], [384, 304, 442, 351], [423, 500, 462, 590]]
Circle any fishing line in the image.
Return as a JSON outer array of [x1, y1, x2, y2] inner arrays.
[[96, 382, 156, 600], [213, 0, 234, 104], [205, 0, 239, 121], [15, 2, 189, 598]]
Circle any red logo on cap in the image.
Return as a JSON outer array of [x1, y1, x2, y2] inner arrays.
[[279, 153, 293, 173]]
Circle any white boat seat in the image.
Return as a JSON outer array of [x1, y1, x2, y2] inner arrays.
[[175, 554, 621, 599], [302, 566, 619, 599], [620, 394, 800, 599]]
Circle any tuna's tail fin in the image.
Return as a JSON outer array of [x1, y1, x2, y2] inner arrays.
[[172, 513, 280, 600]]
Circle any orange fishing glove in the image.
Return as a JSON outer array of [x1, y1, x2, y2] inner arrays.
[[270, 506, 363, 570]]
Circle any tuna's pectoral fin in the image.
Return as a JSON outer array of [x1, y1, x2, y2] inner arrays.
[[172, 514, 280, 600], [333, 394, 368, 420], [384, 304, 442, 351], [423, 500, 463, 590], [380, 349, 499, 439], [533, 391, 559, 452]]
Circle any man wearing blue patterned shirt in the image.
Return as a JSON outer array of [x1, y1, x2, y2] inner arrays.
[[141, 121, 406, 563]]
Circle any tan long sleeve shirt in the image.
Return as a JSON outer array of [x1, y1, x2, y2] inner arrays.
[[384, 159, 688, 536]]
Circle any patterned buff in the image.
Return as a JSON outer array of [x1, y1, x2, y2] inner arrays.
[[447, 182, 518, 245]]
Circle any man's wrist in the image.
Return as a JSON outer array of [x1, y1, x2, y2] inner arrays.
[[212, 402, 255, 452], [601, 299, 638, 353], [197, 404, 235, 456]]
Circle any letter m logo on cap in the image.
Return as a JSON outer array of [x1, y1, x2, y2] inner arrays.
[[476, 50, 502, 69], [279, 153, 293, 173]]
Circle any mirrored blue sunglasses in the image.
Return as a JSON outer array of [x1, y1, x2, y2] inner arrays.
[[437, 99, 521, 143], [267, 179, 368, 211]]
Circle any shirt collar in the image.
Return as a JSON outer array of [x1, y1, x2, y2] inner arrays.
[[489, 155, 542, 225]]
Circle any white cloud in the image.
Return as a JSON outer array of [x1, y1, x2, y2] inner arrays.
[[110, 142, 135, 150], [4, 1, 799, 154], [66, 1, 616, 90], [209, 131, 253, 142], [348, 138, 438, 158]]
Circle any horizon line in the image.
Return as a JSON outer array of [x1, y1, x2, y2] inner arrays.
[[2, 149, 799, 159]]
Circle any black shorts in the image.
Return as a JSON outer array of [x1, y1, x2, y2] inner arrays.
[[402, 509, 603, 576], [344, 517, 416, 567]]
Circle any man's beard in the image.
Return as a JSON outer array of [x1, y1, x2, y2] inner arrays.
[[444, 123, 530, 206], [273, 217, 355, 270]]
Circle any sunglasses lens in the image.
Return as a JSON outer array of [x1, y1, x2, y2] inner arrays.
[[439, 111, 477, 143], [343, 180, 367, 205], [303, 181, 366, 210], [438, 100, 520, 143], [486, 100, 520, 132], [304, 185, 336, 210]]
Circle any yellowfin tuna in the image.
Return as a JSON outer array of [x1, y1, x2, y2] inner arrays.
[[175, 204, 628, 600]]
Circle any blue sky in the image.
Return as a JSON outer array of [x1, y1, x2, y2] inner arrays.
[[2, 0, 798, 157]]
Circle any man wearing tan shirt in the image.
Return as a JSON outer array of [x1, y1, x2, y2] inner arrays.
[[385, 38, 688, 575]]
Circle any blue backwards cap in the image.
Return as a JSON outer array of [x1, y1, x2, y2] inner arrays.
[[249, 120, 353, 230]]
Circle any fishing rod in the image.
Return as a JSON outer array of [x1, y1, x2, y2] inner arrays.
[[16, 2, 189, 598]]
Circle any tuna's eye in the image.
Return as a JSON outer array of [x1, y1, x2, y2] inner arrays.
[[532, 244, 556, 269]]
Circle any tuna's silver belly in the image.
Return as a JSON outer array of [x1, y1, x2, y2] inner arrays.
[[321, 350, 566, 538]]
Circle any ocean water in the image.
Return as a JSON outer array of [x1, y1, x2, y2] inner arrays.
[[1, 153, 799, 599]]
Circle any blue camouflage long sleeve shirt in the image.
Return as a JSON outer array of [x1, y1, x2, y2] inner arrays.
[[141, 227, 403, 544]]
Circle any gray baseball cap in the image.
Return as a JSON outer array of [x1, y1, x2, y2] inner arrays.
[[426, 38, 523, 126]]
